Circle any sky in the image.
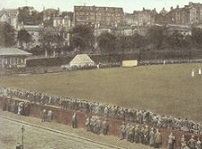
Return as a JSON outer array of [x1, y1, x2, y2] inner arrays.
[[1, 0, 202, 13]]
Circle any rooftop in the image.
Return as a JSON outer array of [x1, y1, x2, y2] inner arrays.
[[0, 8, 18, 17], [0, 47, 32, 56]]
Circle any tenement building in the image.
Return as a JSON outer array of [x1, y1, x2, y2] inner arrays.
[[125, 8, 157, 27], [73, 5, 124, 27], [167, 6, 189, 25], [156, 3, 202, 25], [186, 2, 202, 25]]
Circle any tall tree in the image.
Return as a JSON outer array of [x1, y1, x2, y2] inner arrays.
[[43, 32, 64, 57], [147, 25, 165, 49], [192, 27, 202, 47], [17, 29, 32, 49], [18, 6, 42, 25], [165, 30, 192, 49], [97, 32, 117, 54], [131, 33, 146, 49], [70, 24, 94, 52], [0, 22, 16, 47]]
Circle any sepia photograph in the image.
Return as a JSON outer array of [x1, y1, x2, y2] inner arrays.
[[1, 0, 202, 148]]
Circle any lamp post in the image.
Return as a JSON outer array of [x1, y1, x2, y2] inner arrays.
[[21, 125, 25, 149]]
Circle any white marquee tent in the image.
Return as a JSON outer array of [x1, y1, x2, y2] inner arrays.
[[69, 54, 95, 67]]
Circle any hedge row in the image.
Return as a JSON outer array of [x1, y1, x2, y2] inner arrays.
[[26, 54, 138, 67]]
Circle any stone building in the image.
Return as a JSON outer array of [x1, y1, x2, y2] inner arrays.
[[186, 2, 202, 25], [73, 5, 124, 27], [43, 8, 59, 21], [155, 7, 171, 25], [168, 6, 190, 25], [17, 23, 71, 50], [156, 2, 202, 26], [42, 8, 59, 27], [124, 8, 156, 27], [17, 23, 44, 49], [53, 16, 72, 29], [132, 8, 157, 26], [0, 8, 19, 30], [124, 13, 137, 26]]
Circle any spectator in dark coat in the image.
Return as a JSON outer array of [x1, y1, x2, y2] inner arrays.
[[120, 122, 126, 140], [42, 109, 47, 122], [72, 112, 77, 128]]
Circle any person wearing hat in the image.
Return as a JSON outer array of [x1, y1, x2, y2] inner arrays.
[[196, 137, 201, 149], [144, 125, 149, 145], [139, 126, 145, 144], [101, 119, 109, 135], [188, 135, 196, 149], [125, 123, 131, 140], [47, 110, 53, 122], [134, 124, 140, 143], [128, 124, 135, 143], [180, 135, 187, 148], [41, 108, 47, 122], [168, 132, 176, 149], [85, 116, 91, 131], [149, 128, 155, 147], [154, 129, 162, 148], [72, 111, 78, 128], [120, 122, 126, 140]]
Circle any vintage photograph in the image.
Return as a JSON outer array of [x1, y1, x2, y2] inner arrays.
[[0, 0, 202, 148]]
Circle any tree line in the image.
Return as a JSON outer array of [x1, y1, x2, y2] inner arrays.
[[1, 23, 202, 59]]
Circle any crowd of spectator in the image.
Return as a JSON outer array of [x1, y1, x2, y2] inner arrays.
[[85, 115, 109, 135], [0, 87, 201, 135], [1, 87, 202, 149]]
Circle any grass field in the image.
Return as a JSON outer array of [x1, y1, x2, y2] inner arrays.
[[1, 63, 202, 122]]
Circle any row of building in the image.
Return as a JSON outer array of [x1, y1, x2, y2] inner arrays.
[[1, 2, 202, 29], [126, 2, 202, 27], [0, 2, 202, 50], [50, 2, 202, 28], [0, 2, 202, 69]]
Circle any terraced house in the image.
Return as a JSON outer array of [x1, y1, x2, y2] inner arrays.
[[73, 5, 124, 27]]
